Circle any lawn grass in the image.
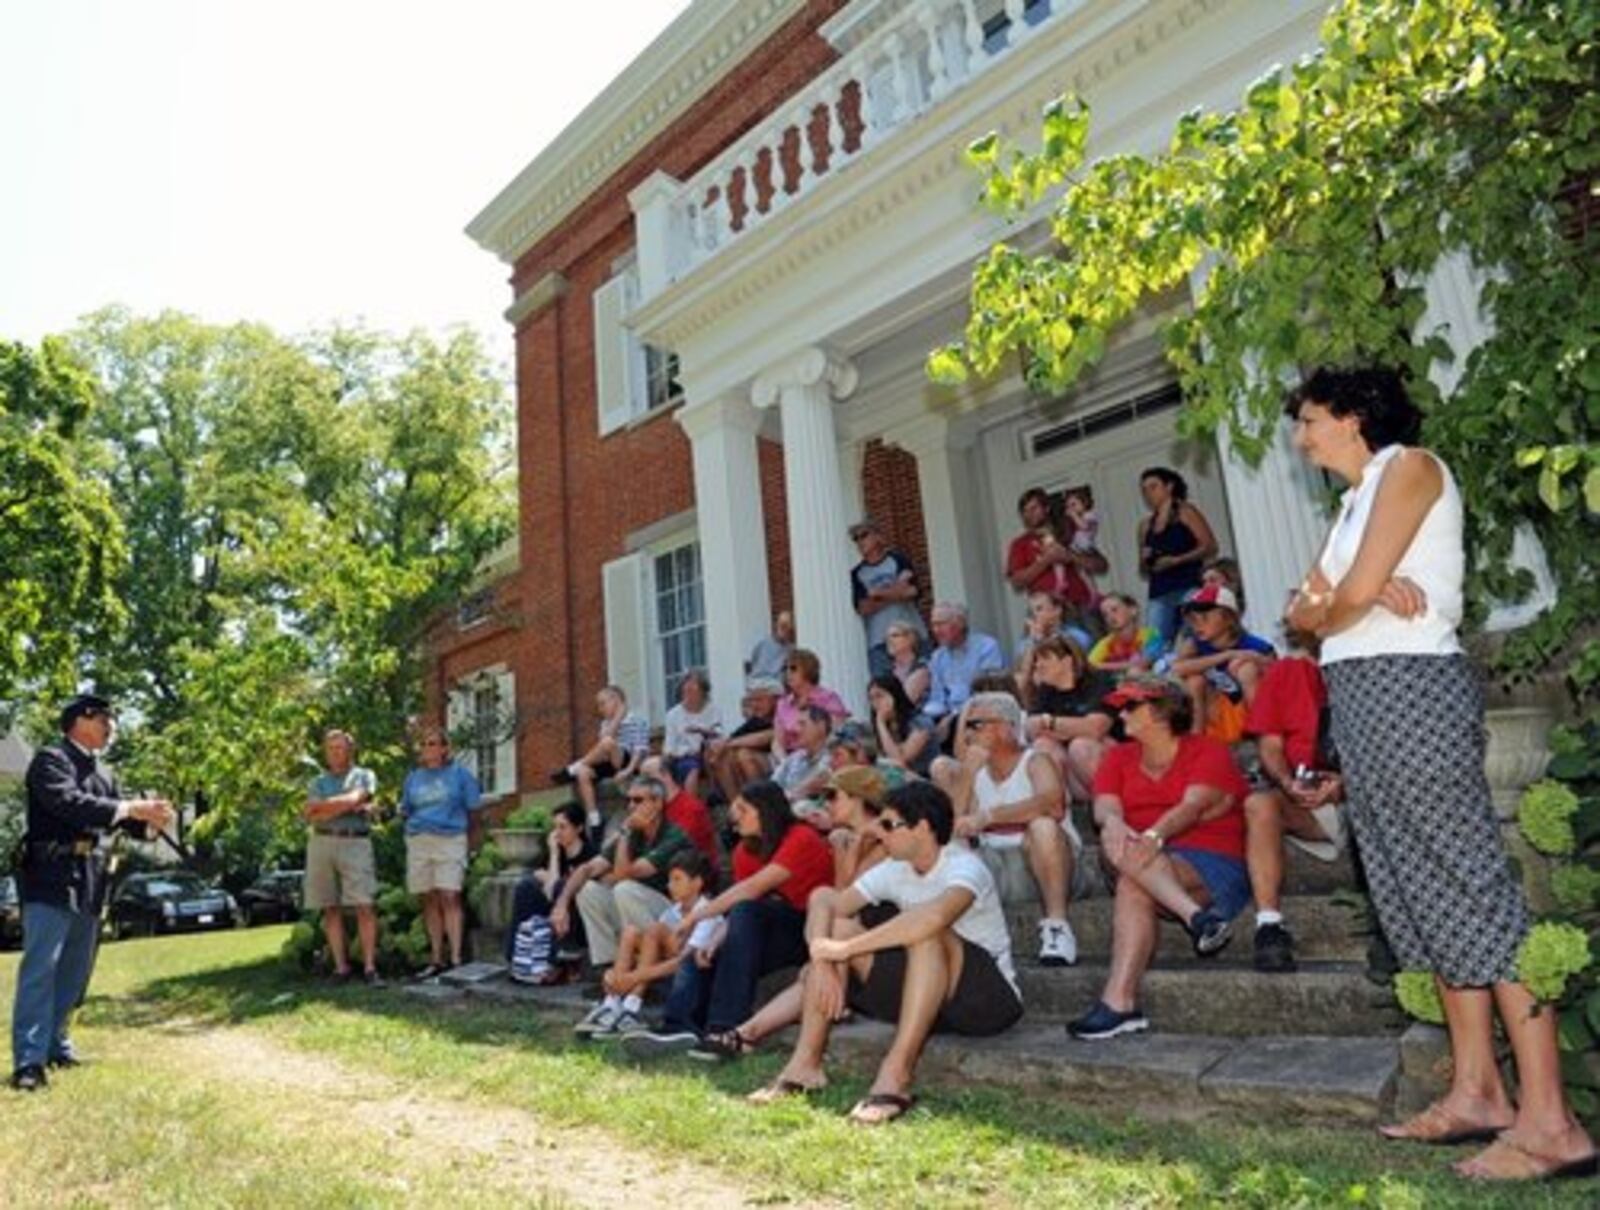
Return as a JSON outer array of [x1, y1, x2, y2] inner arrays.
[[3, 928, 1596, 1208]]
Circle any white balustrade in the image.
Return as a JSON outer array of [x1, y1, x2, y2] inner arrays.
[[635, 0, 1073, 300]]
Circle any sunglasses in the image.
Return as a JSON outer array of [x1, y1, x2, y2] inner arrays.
[[625, 794, 653, 804], [967, 717, 1004, 728], [878, 817, 911, 832]]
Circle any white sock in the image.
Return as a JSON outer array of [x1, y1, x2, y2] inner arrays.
[[621, 994, 642, 1015], [587, 810, 602, 828], [1255, 910, 1283, 929], [601, 993, 620, 1011], [567, 761, 584, 778]]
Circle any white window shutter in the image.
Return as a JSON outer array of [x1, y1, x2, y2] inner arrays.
[[446, 688, 477, 782], [493, 669, 517, 797], [602, 552, 652, 721], [593, 274, 633, 436], [620, 266, 648, 418]]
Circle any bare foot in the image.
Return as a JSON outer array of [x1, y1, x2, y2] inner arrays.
[[1453, 1126, 1598, 1181], [1378, 1097, 1514, 1145]]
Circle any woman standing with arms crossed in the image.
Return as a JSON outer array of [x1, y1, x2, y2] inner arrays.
[[1285, 366, 1594, 1182], [1136, 467, 1217, 644]]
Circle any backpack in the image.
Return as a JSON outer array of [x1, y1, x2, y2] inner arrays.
[[509, 914, 555, 984]]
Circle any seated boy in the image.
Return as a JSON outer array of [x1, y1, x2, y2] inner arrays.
[[748, 781, 1021, 1125], [1242, 622, 1346, 973], [573, 850, 724, 1039], [1169, 584, 1274, 743]]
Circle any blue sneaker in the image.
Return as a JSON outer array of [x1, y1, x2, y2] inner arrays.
[[1187, 908, 1233, 957], [1066, 1000, 1149, 1041]]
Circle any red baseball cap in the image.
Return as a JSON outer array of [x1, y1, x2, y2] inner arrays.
[[1102, 676, 1183, 710], [1181, 583, 1240, 614]]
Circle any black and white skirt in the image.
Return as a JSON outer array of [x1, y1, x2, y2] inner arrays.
[[1323, 653, 1528, 986]]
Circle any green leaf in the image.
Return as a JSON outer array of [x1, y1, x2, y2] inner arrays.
[[1515, 445, 1547, 468], [1585, 465, 1600, 515]]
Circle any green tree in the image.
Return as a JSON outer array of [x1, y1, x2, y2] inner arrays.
[[66, 309, 515, 873], [932, 0, 1600, 692], [0, 337, 124, 720]]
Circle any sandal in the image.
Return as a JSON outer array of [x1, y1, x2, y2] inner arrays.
[[1454, 1133, 1600, 1182], [747, 1077, 823, 1105], [847, 1092, 917, 1126], [1377, 1100, 1510, 1146], [689, 1028, 757, 1063]]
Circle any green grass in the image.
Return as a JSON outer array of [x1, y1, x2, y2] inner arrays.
[[2, 928, 1596, 1208]]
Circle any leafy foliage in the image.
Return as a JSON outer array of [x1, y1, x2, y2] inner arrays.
[[1520, 779, 1582, 856], [1516, 921, 1594, 1001], [0, 338, 125, 718], [1392, 971, 1445, 1026], [933, 0, 1600, 691]]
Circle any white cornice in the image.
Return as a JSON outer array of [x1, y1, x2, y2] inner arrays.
[[466, 0, 810, 266]]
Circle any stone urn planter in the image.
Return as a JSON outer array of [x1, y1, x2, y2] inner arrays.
[[487, 828, 546, 869], [1483, 705, 1555, 820]]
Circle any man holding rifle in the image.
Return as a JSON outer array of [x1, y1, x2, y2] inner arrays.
[[10, 693, 174, 1092]]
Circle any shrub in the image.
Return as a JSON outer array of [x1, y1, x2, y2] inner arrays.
[[1516, 921, 1595, 1002], [1393, 971, 1445, 1025], [1519, 780, 1580, 857], [503, 803, 552, 832]]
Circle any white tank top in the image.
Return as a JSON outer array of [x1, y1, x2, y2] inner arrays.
[[1317, 444, 1463, 664], [974, 748, 1083, 849]]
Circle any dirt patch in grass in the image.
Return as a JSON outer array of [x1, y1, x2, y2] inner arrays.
[[178, 1022, 770, 1209]]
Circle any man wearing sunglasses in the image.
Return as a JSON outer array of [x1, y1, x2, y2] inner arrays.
[[748, 781, 1019, 1125]]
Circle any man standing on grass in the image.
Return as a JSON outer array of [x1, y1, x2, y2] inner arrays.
[[10, 694, 174, 1092], [302, 729, 384, 987]]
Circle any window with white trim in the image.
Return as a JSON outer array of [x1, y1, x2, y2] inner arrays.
[[445, 668, 517, 799], [601, 530, 705, 726], [593, 263, 683, 436], [652, 539, 705, 710]]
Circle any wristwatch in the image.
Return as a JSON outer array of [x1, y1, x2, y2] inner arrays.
[[1142, 828, 1165, 849]]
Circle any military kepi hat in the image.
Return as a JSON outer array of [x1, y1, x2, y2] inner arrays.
[[59, 693, 114, 731]]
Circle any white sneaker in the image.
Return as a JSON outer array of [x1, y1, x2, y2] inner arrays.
[[574, 1002, 618, 1036], [606, 1009, 647, 1037], [1038, 918, 1077, 967]]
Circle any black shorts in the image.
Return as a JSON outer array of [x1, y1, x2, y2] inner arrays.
[[847, 936, 1022, 1037]]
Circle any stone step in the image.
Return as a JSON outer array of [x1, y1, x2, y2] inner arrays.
[[1011, 959, 1405, 1037], [1007, 895, 1368, 963], [419, 979, 1398, 1126]]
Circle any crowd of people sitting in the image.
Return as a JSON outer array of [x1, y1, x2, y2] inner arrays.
[[293, 366, 1590, 1176], [455, 447, 1365, 1123]]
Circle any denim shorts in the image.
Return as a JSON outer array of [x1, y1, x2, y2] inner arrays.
[[1167, 845, 1250, 920]]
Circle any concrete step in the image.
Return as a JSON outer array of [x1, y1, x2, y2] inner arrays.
[[1007, 895, 1367, 963], [1011, 958, 1405, 1037], [418, 979, 1398, 1126]]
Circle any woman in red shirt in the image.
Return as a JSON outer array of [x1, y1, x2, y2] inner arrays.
[[626, 780, 832, 1057], [1068, 675, 1251, 1040]]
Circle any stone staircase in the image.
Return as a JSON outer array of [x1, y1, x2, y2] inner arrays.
[[457, 810, 1421, 1126]]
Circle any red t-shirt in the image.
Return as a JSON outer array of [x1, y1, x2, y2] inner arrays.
[[1092, 735, 1247, 859], [666, 790, 719, 875], [1245, 657, 1327, 772], [731, 822, 834, 911], [1006, 530, 1092, 607]]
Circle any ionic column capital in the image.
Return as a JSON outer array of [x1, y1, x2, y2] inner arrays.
[[751, 346, 858, 410], [675, 393, 765, 441]]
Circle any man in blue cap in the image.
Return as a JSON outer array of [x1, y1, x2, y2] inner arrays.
[[9, 693, 173, 1092]]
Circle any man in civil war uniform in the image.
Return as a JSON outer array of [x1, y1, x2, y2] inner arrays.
[[9, 694, 173, 1091]]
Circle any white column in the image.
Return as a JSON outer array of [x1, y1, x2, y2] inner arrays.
[[753, 347, 870, 718], [676, 395, 772, 710], [627, 170, 683, 300], [884, 413, 971, 606], [840, 437, 866, 528]]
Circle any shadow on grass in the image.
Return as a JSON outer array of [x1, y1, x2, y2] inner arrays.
[[78, 955, 1596, 1210]]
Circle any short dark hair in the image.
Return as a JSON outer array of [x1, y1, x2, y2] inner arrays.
[[553, 801, 586, 831], [1142, 684, 1195, 735], [882, 780, 954, 846], [1140, 466, 1188, 502], [667, 848, 711, 883], [1284, 366, 1422, 450], [1016, 486, 1051, 515], [786, 648, 821, 685], [801, 702, 834, 727], [969, 672, 1019, 697]]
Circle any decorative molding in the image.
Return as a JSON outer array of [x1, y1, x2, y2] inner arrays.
[[503, 272, 568, 326], [675, 393, 766, 440], [751, 346, 859, 409], [466, 0, 809, 264], [624, 507, 699, 554]]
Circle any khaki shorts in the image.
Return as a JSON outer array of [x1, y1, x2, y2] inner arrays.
[[303, 833, 378, 909], [406, 832, 468, 894]]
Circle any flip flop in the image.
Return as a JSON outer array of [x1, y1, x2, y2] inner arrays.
[[1377, 1101, 1510, 1146], [1454, 1134, 1600, 1182], [848, 1092, 917, 1126], [747, 1078, 823, 1106]]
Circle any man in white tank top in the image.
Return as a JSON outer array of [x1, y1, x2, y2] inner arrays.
[[944, 692, 1081, 966]]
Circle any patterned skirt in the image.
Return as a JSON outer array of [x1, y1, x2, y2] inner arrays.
[[1323, 653, 1528, 986]]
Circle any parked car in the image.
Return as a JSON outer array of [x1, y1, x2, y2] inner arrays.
[[239, 869, 304, 926], [108, 871, 238, 940], [0, 876, 21, 949]]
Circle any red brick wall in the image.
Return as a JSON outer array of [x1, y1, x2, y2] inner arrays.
[[861, 439, 933, 624], [760, 437, 793, 622]]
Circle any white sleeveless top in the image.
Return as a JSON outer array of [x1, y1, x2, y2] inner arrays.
[[974, 748, 1083, 849], [1317, 444, 1464, 664]]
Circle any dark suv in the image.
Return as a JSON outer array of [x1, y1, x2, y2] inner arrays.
[[108, 871, 238, 939], [239, 870, 304, 926]]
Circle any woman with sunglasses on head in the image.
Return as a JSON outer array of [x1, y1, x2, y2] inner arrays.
[[400, 724, 484, 979], [1285, 366, 1594, 1182], [771, 648, 849, 761], [1068, 676, 1250, 1041]]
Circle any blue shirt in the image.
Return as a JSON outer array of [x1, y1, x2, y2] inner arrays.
[[309, 766, 378, 837], [925, 631, 1006, 718], [400, 762, 483, 835]]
